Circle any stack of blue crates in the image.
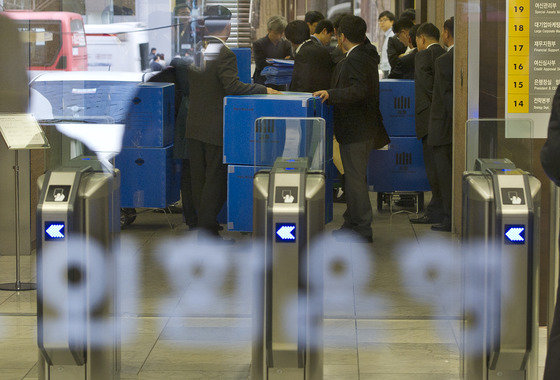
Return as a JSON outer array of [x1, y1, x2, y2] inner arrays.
[[116, 82, 181, 208], [231, 48, 252, 84], [224, 94, 335, 232], [368, 80, 430, 193]]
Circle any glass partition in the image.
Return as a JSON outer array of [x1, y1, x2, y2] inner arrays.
[[466, 119, 535, 173], [1, 3, 551, 380], [29, 76, 141, 172], [253, 117, 326, 172]]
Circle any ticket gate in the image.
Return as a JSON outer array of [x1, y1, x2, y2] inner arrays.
[[251, 158, 324, 380], [462, 158, 540, 380], [36, 159, 121, 380]]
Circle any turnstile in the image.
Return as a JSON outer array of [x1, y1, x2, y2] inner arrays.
[[252, 158, 324, 379], [462, 158, 540, 380], [37, 160, 121, 380]]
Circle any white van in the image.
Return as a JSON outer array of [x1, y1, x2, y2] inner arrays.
[[84, 22, 150, 72]]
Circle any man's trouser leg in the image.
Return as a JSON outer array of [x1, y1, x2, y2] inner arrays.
[[432, 144, 452, 226], [339, 140, 373, 239], [197, 142, 227, 234], [187, 138, 205, 219], [180, 158, 198, 228], [422, 135, 444, 221]]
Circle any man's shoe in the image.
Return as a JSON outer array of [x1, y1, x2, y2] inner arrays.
[[431, 223, 451, 232], [409, 215, 440, 224]]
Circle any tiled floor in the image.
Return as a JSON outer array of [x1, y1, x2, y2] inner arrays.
[[0, 197, 550, 379]]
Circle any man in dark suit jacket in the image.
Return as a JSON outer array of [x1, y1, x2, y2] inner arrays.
[[148, 58, 198, 229], [427, 18, 454, 232], [396, 48, 417, 80], [314, 16, 390, 243], [186, 6, 277, 237], [311, 19, 335, 48], [305, 10, 324, 34], [252, 15, 292, 87], [410, 22, 446, 225], [542, 84, 560, 380], [330, 13, 351, 64], [387, 19, 411, 75], [284, 20, 333, 92], [388, 20, 417, 79]]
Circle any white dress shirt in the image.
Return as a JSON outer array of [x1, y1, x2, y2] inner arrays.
[[380, 28, 394, 72]]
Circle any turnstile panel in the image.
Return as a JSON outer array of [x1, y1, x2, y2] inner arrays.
[[37, 167, 121, 380], [462, 166, 540, 380], [252, 158, 324, 380]]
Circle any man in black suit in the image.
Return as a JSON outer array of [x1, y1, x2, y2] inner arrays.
[[428, 18, 454, 232], [400, 8, 416, 23], [410, 22, 446, 225], [285, 20, 333, 92], [330, 13, 351, 64], [314, 16, 390, 243], [148, 58, 198, 229], [542, 84, 560, 380], [391, 24, 419, 80], [252, 16, 292, 86], [388, 19, 415, 78], [311, 19, 334, 48], [305, 10, 325, 34], [186, 6, 278, 237], [387, 19, 410, 76]]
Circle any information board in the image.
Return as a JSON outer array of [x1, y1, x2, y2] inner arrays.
[[0, 113, 49, 150], [506, 1, 560, 138]]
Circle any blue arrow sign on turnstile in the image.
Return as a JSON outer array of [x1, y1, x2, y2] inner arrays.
[[276, 224, 296, 242], [505, 225, 525, 244], [45, 222, 65, 240]]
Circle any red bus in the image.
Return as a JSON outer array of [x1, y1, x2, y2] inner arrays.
[[4, 11, 87, 71]]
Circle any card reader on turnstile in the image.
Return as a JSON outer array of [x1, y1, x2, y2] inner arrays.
[[251, 157, 324, 380], [462, 158, 541, 380], [37, 158, 121, 380]]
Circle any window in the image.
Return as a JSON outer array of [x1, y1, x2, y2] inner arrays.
[[17, 20, 62, 68]]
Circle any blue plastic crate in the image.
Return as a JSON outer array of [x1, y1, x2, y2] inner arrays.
[[30, 79, 140, 123], [367, 137, 430, 192], [231, 48, 252, 84], [227, 161, 334, 232], [116, 145, 181, 208], [379, 79, 416, 137], [223, 94, 333, 166], [123, 82, 175, 148]]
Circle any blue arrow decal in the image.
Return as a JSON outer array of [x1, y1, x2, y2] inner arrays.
[[45, 222, 65, 240], [276, 223, 296, 242], [505, 225, 525, 244]]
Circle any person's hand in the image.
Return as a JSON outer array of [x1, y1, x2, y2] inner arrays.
[[267, 87, 282, 95], [313, 90, 329, 103]]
